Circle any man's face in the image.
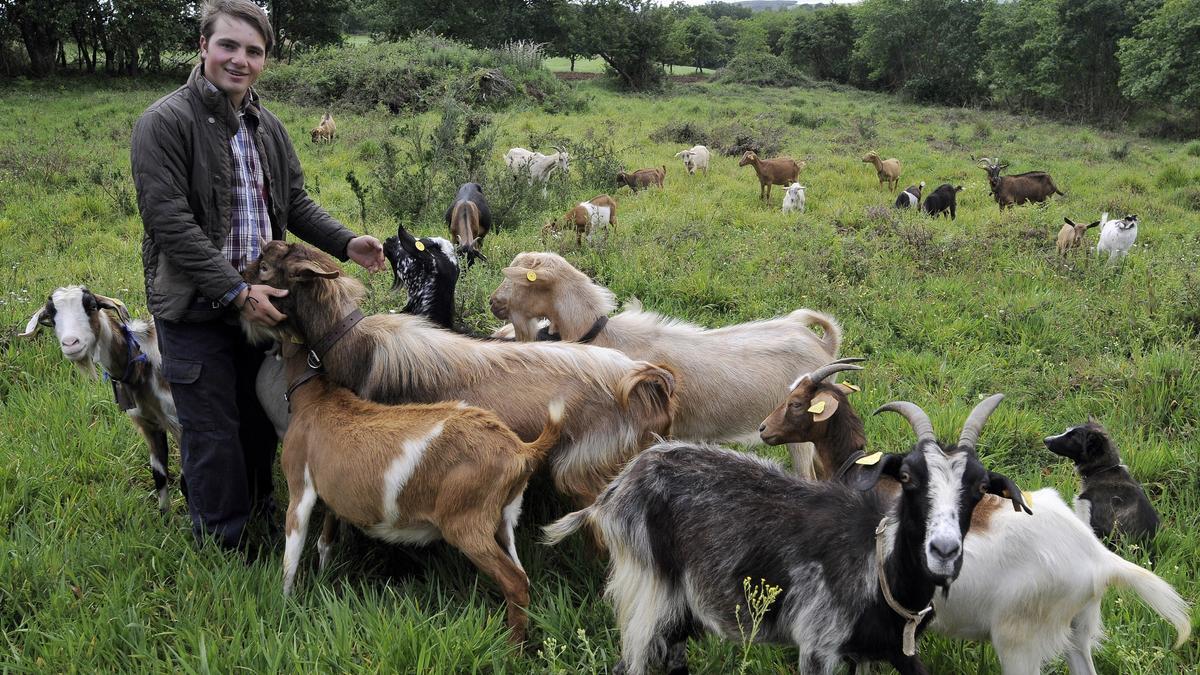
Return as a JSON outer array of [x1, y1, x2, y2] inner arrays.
[[199, 15, 266, 106]]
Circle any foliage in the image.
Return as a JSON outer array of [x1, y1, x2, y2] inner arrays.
[[714, 51, 810, 88], [735, 578, 783, 675], [267, 0, 351, 58], [579, 0, 671, 91], [361, 0, 566, 48], [785, 5, 858, 83], [668, 11, 726, 72], [1118, 0, 1200, 109]]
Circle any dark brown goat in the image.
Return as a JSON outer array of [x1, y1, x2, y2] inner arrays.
[[979, 158, 1064, 210], [616, 166, 665, 192]]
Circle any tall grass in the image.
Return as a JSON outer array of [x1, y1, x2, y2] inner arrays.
[[1, 75, 1197, 673]]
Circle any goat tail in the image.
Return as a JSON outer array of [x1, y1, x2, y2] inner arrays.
[[789, 308, 843, 357], [1108, 553, 1192, 648], [541, 506, 593, 546], [616, 363, 677, 434], [523, 398, 566, 464]]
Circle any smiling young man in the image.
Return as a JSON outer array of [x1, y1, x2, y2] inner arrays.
[[130, 0, 385, 556]]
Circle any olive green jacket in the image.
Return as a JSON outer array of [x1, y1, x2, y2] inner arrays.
[[132, 64, 353, 321]]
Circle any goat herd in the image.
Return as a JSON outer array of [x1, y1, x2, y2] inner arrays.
[[17, 132, 1185, 675]]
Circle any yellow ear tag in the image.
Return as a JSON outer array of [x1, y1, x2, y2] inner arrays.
[[526, 271, 537, 282], [288, 335, 304, 344], [415, 241, 425, 251], [855, 451, 883, 466], [807, 400, 826, 414], [840, 382, 861, 393]]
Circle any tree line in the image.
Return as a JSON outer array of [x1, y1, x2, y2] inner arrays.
[[1, 0, 1196, 132]]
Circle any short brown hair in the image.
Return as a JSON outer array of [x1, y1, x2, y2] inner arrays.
[[201, 0, 274, 54]]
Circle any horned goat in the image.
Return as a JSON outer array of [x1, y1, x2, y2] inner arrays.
[[544, 395, 1030, 675], [242, 241, 676, 507], [505, 147, 569, 196], [978, 158, 1064, 210]]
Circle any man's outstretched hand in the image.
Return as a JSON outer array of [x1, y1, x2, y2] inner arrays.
[[347, 235, 386, 273]]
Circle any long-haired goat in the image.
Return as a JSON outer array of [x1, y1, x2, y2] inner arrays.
[[444, 182, 492, 267], [978, 158, 1064, 210], [505, 147, 569, 196], [488, 251, 840, 476], [738, 150, 804, 201], [243, 241, 676, 506], [760, 364, 1191, 675], [277, 339, 564, 643], [22, 286, 179, 512], [863, 151, 902, 192], [545, 396, 1029, 675]]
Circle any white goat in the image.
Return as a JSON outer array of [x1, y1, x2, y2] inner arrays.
[[21, 286, 179, 512], [673, 144, 710, 175], [1096, 212, 1139, 263], [782, 182, 806, 213], [504, 147, 569, 196], [488, 251, 841, 477]]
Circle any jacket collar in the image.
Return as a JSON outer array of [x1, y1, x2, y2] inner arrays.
[[188, 63, 262, 132]]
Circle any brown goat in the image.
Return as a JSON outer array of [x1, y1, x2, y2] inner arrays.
[[278, 339, 564, 643], [543, 194, 618, 245], [616, 166, 665, 192], [1056, 217, 1101, 256], [243, 241, 677, 507], [738, 151, 803, 201], [862, 151, 901, 192], [310, 111, 335, 143], [979, 158, 1064, 210]]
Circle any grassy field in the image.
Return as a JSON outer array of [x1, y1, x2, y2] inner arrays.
[[1, 71, 1198, 674]]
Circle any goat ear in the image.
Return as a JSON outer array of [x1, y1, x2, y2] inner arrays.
[[92, 293, 131, 322], [848, 452, 904, 491], [987, 471, 1032, 515], [1086, 220, 1101, 229], [1064, 217, 1076, 226], [20, 307, 46, 337], [809, 391, 839, 422], [288, 260, 340, 281], [502, 265, 545, 285]]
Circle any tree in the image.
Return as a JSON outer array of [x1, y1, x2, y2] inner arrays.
[[579, 0, 671, 90], [1, 0, 68, 76], [548, 0, 588, 71], [786, 5, 857, 83], [669, 11, 723, 72], [1119, 0, 1200, 107], [268, 0, 351, 58]]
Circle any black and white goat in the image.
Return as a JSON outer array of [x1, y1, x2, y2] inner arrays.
[[760, 363, 1191, 674], [895, 181, 925, 209], [21, 286, 179, 512], [544, 394, 1029, 674]]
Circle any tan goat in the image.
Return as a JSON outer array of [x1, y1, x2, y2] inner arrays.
[[488, 251, 843, 478], [1056, 216, 1101, 256], [310, 111, 336, 143], [543, 194, 618, 245], [615, 166, 665, 192], [243, 241, 676, 506], [862, 151, 901, 191], [278, 339, 563, 643], [738, 151, 803, 201]]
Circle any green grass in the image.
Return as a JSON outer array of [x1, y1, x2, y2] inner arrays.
[[1, 74, 1198, 673], [542, 56, 608, 74]]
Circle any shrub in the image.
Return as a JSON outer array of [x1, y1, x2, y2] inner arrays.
[[569, 123, 629, 192], [1109, 141, 1132, 161], [789, 110, 827, 129], [710, 121, 786, 157], [1156, 163, 1193, 190], [714, 53, 811, 88], [649, 121, 712, 146], [1186, 141, 1200, 157]]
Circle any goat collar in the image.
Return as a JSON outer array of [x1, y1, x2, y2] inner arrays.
[[875, 517, 933, 657], [536, 315, 608, 344], [106, 323, 150, 385], [1080, 463, 1124, 479], [306, 309, 364, 367], [284, 363, 324, 413], [833, 449, 868, 481]]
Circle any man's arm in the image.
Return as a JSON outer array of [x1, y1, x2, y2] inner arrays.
[[131, 109, 245, 304]]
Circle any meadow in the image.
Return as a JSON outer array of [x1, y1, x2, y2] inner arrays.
[[1, 70, 1198, 673]]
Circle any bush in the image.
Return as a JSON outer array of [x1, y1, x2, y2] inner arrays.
[[1186, 141, 1200, 157], [1156, 164, 1194, 190], [789, 110, 827, 129], [260, 35, 578, 114], [649, 121, 712, 146], [714, 53, 811, 88]]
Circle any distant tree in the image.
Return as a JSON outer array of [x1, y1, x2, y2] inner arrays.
[[1, 0, 67, 76], [742, 7, 792, 55], [734, 17, 767, 56], [268, 0, 350, 58], [365, 0, 563, 46], [670, 11, 723, 72], [697, 1, 752, 21], [785, 5, 857, 83], [1119, 0, 1200, 108], [579, 0, 670, 90], [548, 0, 589, 71]]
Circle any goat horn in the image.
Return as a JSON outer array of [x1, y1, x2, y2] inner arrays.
[[807, 357, 866, 384], [957, 394, 1005, 449], [874, 401, 936, 444]]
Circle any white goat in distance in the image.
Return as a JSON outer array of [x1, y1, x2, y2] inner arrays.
[[504, 146, 569, 196]]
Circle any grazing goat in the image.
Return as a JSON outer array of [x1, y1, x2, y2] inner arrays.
[[978, 158, 1064, 210], [545, 396, 1029, 675], [760, 364, 1190, 675], [922, 183, 963, 219], [310, 111, 335, 143], [863, 151, 901, 192], [782, 183, 806, 214], [505, 147, 569, 196], [243, 241, 676, 506], [488, 251, 840, 477], [444, 182, 493, 267], [738, 150, 803, 201], [22, 287, 179, 513], [1045, 419, 1161, 544], [1096, 212, 1139, 262], [1056, 216, 1101, 256], [544, 194, 618, 246], [277, 339, 564, 644], [895, 182, 925, 209], [615, 166, 665, 192], [674, 145, 710, 175]]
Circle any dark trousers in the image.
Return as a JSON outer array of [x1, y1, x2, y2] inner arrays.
[[156, 316, 278, 550]]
